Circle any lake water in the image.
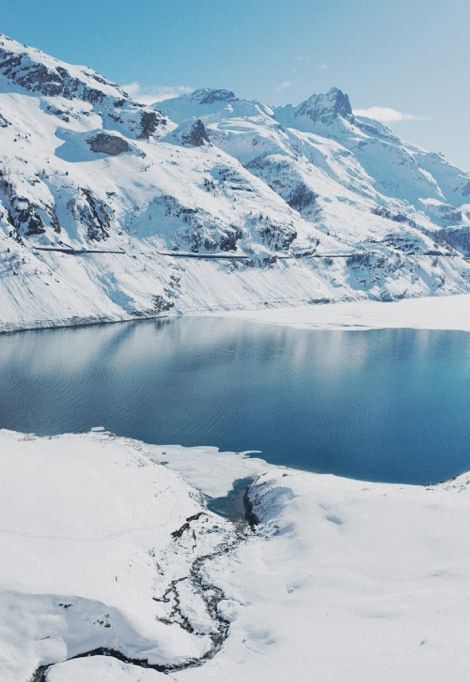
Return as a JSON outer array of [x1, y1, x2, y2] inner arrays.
[[0, 317, 469, 484]]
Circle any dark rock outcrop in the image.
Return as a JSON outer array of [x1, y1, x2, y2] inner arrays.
[[87, 133, 130, 156], [181, 119, 210, 147], [287, 183, 318, 212], [138, 110, 166, 140], [8, 196, 46, 236], [71, 188, 112, 241], [372, 206, 419, 229], [440, 226, 470, 256], [191, 88, 236, 105]]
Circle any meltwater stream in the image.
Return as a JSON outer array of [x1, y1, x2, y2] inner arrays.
[[0, 316, 469, 484]]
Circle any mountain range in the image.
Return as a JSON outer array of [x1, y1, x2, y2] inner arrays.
[[0, 33, 469, 331]]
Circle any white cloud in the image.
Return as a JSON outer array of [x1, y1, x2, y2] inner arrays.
[[123, 81, 193, 104], [353, 106, 420, 123], [277, 80, 293, 91], [319, 63, 327, 71]]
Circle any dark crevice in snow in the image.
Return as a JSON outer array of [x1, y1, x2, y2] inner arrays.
[[206, 476, 256, 523]]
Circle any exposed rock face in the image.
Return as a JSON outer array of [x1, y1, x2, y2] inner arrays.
[[0, 112, 9, 128], [181, 119, 210, 146], [8, 196, 46, 236], [274, 87, 353, 129], [0, 173, 53, 239], [191, 88, 236, 105], [87, 133, 130, 155], [371, 206, 419, 230], [287, 183, 318, 212], [138, 110, 165, 139], [68, 188, 113, 241], [440, 226, 470, 255], [295, 87, 353, 124], [107, 101, 168, 141], [0, 37, 114, 104], [152, 194, 243, 253], [253, 214, 297, 250]]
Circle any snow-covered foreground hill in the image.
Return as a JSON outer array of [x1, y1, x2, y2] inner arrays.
[[2, 430, 470, 681], [0, 33, 469, 332]]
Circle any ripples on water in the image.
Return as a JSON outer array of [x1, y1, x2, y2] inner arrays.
[[0, 317, 469, 484]]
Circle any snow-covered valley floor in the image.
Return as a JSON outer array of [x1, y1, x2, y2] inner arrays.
[[2, 430, 470, 682]]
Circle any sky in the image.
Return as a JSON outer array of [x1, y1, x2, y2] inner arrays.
[[0, 0, 468, 169]]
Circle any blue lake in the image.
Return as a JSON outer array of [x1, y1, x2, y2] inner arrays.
[[0, 317, 469, 484]]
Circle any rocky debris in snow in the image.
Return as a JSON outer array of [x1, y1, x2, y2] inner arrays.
[[151, 294, 175, 313], [371, 205, 420, 229], [8, 195, 46, 236], [383, 232, 428, 254], [252, 213, 297, 250]]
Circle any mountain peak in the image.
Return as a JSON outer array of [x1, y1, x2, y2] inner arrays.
[[190, 88, 236, 105], [295, 87, 353, 124]]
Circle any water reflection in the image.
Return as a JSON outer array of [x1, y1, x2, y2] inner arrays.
[[0, 318, 469, 484]]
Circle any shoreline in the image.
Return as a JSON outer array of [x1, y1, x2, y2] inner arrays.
[[1, 292, 470, 336], [210, 293, 470, 333]]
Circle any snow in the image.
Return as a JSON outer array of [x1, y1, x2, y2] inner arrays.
[[2, 430, 470, 681], [0, 431, 241, 680], [211, 293, 470, 332]]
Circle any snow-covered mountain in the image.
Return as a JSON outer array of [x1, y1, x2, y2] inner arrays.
[[0, 33, 469, 331]]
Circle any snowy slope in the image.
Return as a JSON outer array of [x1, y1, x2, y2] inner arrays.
[[0, 35, 469, 332], [2, 429, 470, 681]]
